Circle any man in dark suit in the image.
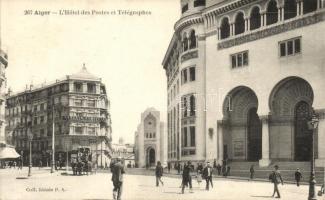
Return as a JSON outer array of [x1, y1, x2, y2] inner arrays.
[[181, 162, 193, 194], [203, 162, 213, 190], [111, 157, 125, 200], [270, 165, 283, 198], [294, 168, 302, 186], [155, 161, 164, 186]]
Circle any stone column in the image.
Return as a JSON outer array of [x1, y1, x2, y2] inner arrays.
[[69, 81, 74, 92], [277, 6, 283, 22], [317, 0, 321, 9], [217, 27, 221, 40], [260, 12, 265, 26], [247, 17, 251, 31], [315, 110, 325, 167], [296, 0, 301, 16], [259, 115, 271, 167], [230, 23, 234, 36], [217, 120, 224, 164], [82, 82, 87, 93], [244, 18, 248, 31], [261, 12, 267, 26]]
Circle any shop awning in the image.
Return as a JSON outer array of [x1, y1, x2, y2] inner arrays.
[[0, 143, 20, 159]]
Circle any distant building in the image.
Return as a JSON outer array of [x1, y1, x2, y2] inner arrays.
[[5, 66, 112, 166], [111, 140, 135, 167], [134, 108, 167, 168]]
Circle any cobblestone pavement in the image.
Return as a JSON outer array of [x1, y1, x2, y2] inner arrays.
[[0, 167, 323, 200]]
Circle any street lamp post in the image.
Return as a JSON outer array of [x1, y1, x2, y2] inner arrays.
[[51, 105, 55, 173], [27, 133, 33, 177], [307, 108, 319, 200]]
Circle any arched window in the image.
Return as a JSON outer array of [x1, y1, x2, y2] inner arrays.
[[220, 17, 230, 39], [266, 0, 278, 25], [182, 33, 188, 51], [235, 12, 245, 35], [303, 0, 317, 14], [190, 95, 196, 116], [284, 0, 297, 20], [189, 30, 197, 49], [250, 6, 261, 30]]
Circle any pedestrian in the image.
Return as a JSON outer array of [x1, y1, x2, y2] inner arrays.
[[177, 162, 181, 174], [294, 168, 302, 187], [196, 170, 202, 187], [216, 164, 221, 176], [227, 165, 231, 176], [167, 162, 171, 173], [111, 157, 125, 200], [197, 163, 203, 174], [155, 161, 164, 186], [39, 160, 43, 169], [269, 165, 284, 198], [213, 159, 217, 172], [181, 161, 193, 194], [249, 165, 255, 180], [222, 165, 227, 177], [203, 162, 213, 191]]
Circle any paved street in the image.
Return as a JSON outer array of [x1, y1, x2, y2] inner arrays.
[[0, 167, 323, 200]]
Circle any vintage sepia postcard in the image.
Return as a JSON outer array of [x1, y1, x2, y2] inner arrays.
[[0, 0, 324, 200]]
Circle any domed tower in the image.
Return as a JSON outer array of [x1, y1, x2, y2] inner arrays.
[[163, 0, 211, 166]]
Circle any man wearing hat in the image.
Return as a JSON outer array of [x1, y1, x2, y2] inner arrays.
[[270, 165, 283, 198], [294, 168, 302, 187], [111, 157, 125, 200], [203, 161, 213, 191]]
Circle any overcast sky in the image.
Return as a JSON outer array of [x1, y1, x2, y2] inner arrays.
[[1, 0, 180, 144]]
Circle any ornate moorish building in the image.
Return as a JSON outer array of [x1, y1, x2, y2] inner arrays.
[[134, 108, 167, 168], [5, 66, 112, 166], [162, 0, 325, 168]]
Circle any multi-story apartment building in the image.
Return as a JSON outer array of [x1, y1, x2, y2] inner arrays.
[[0, 48, 7, 142], [5, 66, 112, 166], [163, 0, 325, 168]]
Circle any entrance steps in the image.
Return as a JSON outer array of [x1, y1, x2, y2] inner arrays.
[[226, 161, 324, 184]]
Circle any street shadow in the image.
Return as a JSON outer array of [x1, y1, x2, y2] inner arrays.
[[16, 177, 28, 179], [163, 191, 183, 194], [251, 195, 273, 198]]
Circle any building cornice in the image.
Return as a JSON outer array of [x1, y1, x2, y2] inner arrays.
[[203, 0, 259, 17], [174, 12, 204, 32]]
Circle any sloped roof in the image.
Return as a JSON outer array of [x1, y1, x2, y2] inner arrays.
[[68, 64, 101, 81]]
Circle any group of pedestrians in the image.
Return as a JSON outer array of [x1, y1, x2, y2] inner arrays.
[[110, 159, 324, 200]]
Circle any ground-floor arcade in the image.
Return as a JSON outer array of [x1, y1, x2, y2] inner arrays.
[[216, 76, 325, 167]]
